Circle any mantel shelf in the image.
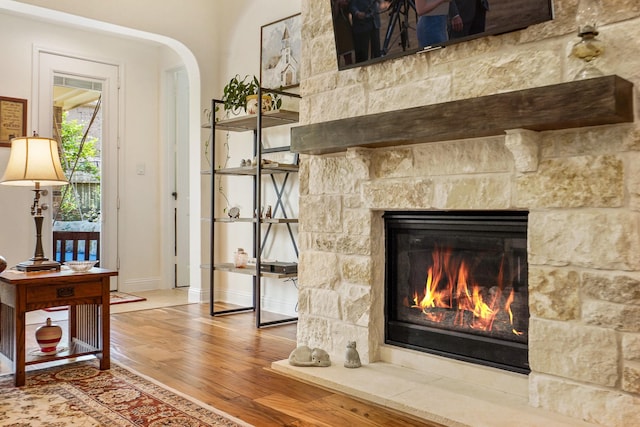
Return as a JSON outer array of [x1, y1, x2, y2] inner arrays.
[[291, 75, 634, 155]]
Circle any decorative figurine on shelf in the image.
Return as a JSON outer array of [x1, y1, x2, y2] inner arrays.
[[234, 248, 248, 268], [35, 318, 62, 354], [264, 205, 272, 219], [288, 345, 332, 367], [0, 255, 6, 273], [228, 206, 240, 219], [344, 341, 362, 368]]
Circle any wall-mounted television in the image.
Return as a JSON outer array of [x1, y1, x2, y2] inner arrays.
[[331, 0, 554, 70]]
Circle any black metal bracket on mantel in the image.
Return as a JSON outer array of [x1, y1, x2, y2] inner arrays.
[[291, 75, 634, 155]]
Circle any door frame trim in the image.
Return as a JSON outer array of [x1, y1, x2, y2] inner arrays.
[[33, 47, 121, 290]]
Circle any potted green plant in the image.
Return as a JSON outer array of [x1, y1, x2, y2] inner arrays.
[[221, 74, 281, 115]]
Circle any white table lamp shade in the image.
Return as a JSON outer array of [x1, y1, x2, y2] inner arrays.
[[0, 136, 68, 186]]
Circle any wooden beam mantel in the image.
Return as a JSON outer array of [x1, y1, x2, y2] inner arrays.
[[291, 75, 634, 155]]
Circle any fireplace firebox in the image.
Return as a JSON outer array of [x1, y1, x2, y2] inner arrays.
[[384, 211, 529, 373]]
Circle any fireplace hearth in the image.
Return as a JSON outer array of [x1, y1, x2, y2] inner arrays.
[[384, 211, 529, 373]]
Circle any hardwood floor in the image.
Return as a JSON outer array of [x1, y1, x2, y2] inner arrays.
[[110, 303, 442, 427]]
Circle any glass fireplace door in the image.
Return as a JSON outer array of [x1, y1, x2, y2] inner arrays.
[[384, 211, 529, 373]]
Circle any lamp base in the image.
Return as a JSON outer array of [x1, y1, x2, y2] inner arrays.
[[15, 259, 61, 272]]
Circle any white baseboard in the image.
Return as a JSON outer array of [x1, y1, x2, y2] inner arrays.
[[188, 286, 209, 303], [216, 288, 297, 317], [118, 277, 162, 293]]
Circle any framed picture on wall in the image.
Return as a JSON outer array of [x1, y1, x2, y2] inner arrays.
[[0, 96, 27, 148], [260, 13, 301, 90]]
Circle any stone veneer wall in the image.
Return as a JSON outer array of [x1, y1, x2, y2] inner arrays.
[[294, 0, 640, 425]]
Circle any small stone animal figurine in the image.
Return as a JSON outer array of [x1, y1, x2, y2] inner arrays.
[[344, 341, 362, 368], [288, 345, 331, 367]]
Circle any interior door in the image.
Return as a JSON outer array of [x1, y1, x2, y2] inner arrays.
[[167, 67, 190, 288], [36, 51, 119, 290]]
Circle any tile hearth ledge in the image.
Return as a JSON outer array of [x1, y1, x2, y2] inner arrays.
[[272, 347, 595, 427]]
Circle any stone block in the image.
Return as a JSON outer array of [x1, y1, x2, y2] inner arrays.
[[307, 84, 366, 123], [336, 235, 371, 256], [516, 155, 623, 209], [370, 148, 414, 179], [629, 152, 640, 212], [622, 333, 640, 362], [451, 49, 560, 99], [604, 18, 640, 83], [298, 251, 340, 290], [583, 299, 640, 332], [625, 127, 640, 152], [297, 282, 312, 310], [529, 373, 640, 427], [301, 72, 337, 98], [528, 210, 640, 270], [305, 32, 338, 78], [309, 288, 342, 320], [362, 178, 433, 209], [305, 0, 329, 37], [529, 318, 619, 387], [335, 66, 366, 90], [528, 267, 580, 320], [298, 85, 310, 115], [622, 361, 640, 394], [582, 272, 640, 305], [369, 74, 451, 114], [342, 209, 372, 236], [433, 175, 512, 210], [297, 231, 312, 251], [412, 138, 512, 175], [298, 232, 337, 252], [298, 156, 309, 195], [366, 52, 430, 92], [307, 155, 367, 195], [341, 256, 372, 285], [343, 194, 363, 209], [540, 125, 636, 158], [299, 195, 342, 233], [340, 284, 372, 326]]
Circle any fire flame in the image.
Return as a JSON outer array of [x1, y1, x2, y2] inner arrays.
[[411, 246, 523, 336]]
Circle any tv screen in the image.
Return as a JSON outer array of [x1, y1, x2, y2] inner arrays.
[[331, 0, 554, 69]]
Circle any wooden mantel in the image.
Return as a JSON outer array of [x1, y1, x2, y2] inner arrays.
[[291, 75, 634, 155]]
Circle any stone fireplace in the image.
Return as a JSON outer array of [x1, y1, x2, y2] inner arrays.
[[272, 2, 640, 426], [274, 124, 640, 426]]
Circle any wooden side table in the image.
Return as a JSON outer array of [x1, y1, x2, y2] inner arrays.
[[0, 268, 117, 386]]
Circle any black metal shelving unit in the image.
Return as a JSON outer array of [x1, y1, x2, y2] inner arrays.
[[204, 89, 301, 327]]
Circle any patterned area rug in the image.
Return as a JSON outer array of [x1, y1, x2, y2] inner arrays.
[[44, 291, 147, 312], [0, 360, 251, 426]]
